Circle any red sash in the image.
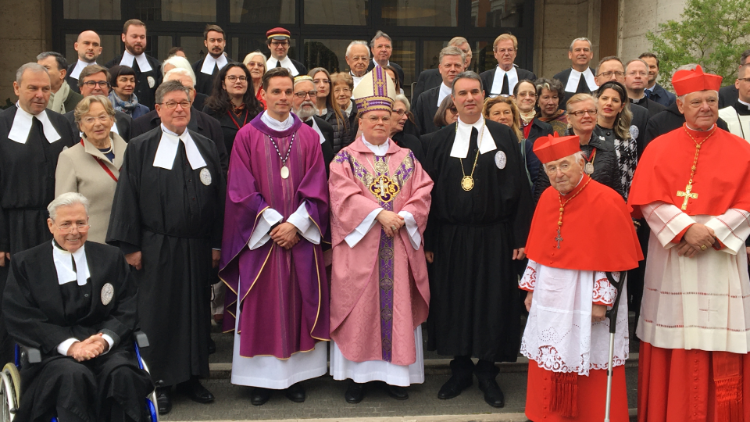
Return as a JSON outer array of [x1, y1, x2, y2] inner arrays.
[[80, 139, 118, 182]]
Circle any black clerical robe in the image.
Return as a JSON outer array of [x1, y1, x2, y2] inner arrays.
[[630, 96, 666, 120], [392, 131, 425, 163], [131, 108, 229, 175], [202, 106, 259, 156], [2, 241, 153, 422], [303, 116, 335, 169], [105, 54, 162, 110], [106, 127, 225, 386], [423, 121, 533, 362], [64, 109, 132, 141], [479, 66, 537, 98], [719, 84, 740, 109], [553, 67, 596, 107], [192, 57, 233, 96], [413, 86, 441, 135]]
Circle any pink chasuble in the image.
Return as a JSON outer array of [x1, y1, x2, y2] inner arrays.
[[329, 138, 433, 366]]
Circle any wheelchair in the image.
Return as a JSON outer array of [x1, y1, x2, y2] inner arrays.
[[0, 331, 159, 422]]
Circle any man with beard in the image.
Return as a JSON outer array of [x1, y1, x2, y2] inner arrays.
[[0, 63, 77, 365], [345, 41, 370, 88], [63, 65, 132, 140], [193, 25, 231, 96], [106, 19, 162, 110], [638, 52, 676, 107], [554, 38, 598, 106], [413, 46, 465, 135], [292, 75, 335, 168], [67, 30, 103, 94], [265, 27, 307, 77]]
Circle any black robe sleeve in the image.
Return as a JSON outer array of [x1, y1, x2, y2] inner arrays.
[[106, 133, 146, 250]]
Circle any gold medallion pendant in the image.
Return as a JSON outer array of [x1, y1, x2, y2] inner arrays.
[[461, 176, 474, 191], [280, 165, 290, 179], [369, 175, 400, 202]]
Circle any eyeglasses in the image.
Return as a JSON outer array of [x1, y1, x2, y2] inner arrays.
[[294, 90, 318, 99], [226, 75, 247, 82], [626, 71, 648, 77], [270, 41, 289, 47], [333, 87, 351, 94], [738, 78, 750, 83], [82, 80, 109, 88], [158, 100, 191, 109], [544, 163, 572, 175], [365, 115, 391, 123], [313, 79, 330, 85], [393, 109, 407, 116], [348, 56, 369, 62], [56, 222, 90, 232], [569, 109, 597, 117], [448, 107, 458, 114], [596, 71, 625, 78], [81, 114, 112, 125], [496, 48, 515, 54]]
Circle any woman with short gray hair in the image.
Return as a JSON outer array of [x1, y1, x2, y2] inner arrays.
[[55, 95, 128, 243]]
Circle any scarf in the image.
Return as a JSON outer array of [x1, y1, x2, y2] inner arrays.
[[109, 91, 141, 116], [520, 109, 536, 126], [539, 109, 565, 122], [48, 81, 71, 114], [231, 101, 246, 115]]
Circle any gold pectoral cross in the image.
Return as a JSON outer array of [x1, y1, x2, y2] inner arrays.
[[677, 183, 698, 210]]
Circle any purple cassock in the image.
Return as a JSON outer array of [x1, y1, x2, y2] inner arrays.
[[220, 112, 330, 359]]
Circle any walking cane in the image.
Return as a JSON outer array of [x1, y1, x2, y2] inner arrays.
[[603, 271, 626, 422]]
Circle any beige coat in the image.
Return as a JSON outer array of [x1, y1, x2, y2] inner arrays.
[[55, 133, 127, 243]]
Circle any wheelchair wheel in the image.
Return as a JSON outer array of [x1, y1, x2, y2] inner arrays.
[[0, 366, 19, 422], [1, 365, 19, 406], [139, 359, 158, 422]]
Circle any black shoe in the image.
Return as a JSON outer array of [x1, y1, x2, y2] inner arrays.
[[345, 380, 365, 404], [386, 385, 409, 400], [250, 387, 271, 406], [208, 337, 216, 354], [437, 375, 472, 400], [156, 387, 172, 415], [176, 378, 215, 404], [285, 383, 306, 403], [477, 378, 505, 408]]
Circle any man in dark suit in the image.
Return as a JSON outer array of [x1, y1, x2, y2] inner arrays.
[[132, 69, 229, 174], [67, 30, 103, 94], [192, 25, 231, 96], [265, 27, 307, 77], [413, 46, 465, 135], [37, 52, 83, 114], [414, 37, 473, 101], [554, 38, 598, 106], [639, 53, 676, 107], [2, 192, 154, 422], [104, 19, 162, 110], [480, 33, 536, 98], [718, 49, 750, 108], [292, 76, 335, 169], [64, 65, 132, 141], [625, 58, 667, 119], [367, 30, 405, 88]]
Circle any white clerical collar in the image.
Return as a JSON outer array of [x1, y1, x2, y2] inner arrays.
[[266, 56, 299, 77], [361, 136, 390, 157], [200, 54, 228, 75], [490, 66, 518, 98], [565, 68, 598, 93], [70, 59, 97, 80], [261, 111, 294, 131], [560, 174, 585, 196], [351, 72, 364, 88], [153, 124, 207, 170], [449, 116, 497, 158], [301, 116, 326, 144], [686, 123, 716, 132], [437, 82, 452, 107], [739, 99, 750, 109], [8, 103, 61, 144], [120, 50, 152, 72], [51, 241, 90, 286], [345, 100, 354, 116]]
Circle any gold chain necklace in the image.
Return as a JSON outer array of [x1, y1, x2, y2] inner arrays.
[[456, 122, 485, 191], [676, 126, 715, 210], [555, 176, 592, 249]]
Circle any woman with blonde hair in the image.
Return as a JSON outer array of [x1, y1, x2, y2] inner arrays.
[[243, 51, 267, 109], [309, 67, 350, 149], [55, 95, 128, 243], [330, 72, 357, 152]]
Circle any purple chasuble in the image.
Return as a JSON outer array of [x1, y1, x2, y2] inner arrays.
[[220, 112, 330, 359]]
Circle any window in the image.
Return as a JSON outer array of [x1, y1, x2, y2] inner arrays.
[[471, 0, 526, 27], [304, 39, 351, 73], [230, 0, 295, 24], [304, 0, 367, 25], [63, 0, 121, 20], [381, 0, 458, 27]]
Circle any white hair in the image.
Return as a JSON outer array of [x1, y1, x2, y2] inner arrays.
[[164, 67, 196, 86], [162, 55, 195, 79], [243, 51, 267, 68], [346, 41, 370, 58], [393, 94, 410, 112], [48, 192, 89, 221], [542, 151, 586, 172], [569, 37, 592, 51], [676, 90, 719, 103]]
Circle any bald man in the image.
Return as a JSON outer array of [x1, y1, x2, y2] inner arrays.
[[67, 30, 103, 93]]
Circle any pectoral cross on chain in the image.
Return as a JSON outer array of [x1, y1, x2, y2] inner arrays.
[[676, 183, 698, 210], [555, 228, 563, 249]]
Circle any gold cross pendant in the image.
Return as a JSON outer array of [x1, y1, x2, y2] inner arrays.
[[676, 183, 698, 210]]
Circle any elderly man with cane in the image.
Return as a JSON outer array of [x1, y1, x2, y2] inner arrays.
[[519, 134, 642, 421]]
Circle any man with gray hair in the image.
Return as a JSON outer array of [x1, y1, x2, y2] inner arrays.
[[107, 80, 225, 414], [553, 37, 598, 105], [412, 46, 465, 135], [414, 37, 474, 100], [37, 51, 83, 114], [292, 75, 335, 168], [480, 33, 536, 98], [345, 40, 370, 87], [2, 192, 154, 421], [0, 63, 77, 365], [367, 31, 405, 88]]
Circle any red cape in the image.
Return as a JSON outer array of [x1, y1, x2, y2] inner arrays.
[[526, 175, 643, 272], [628, 125, 750, 218]]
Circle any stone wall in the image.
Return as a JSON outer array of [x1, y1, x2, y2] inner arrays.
[[618, 0, 687, 66], [0, 0, 52, 106]]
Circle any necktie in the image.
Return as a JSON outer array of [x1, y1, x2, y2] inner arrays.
[[501, 73, 509, 96], [644, 89, 652, 99], [276, 61, 281, 68]]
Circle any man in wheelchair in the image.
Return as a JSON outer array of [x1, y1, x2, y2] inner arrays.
[[2, 192, 154, 421]]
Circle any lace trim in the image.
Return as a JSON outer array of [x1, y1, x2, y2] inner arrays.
[[592, 277, 615, 305], [519, 265, 537, 290], [522, 342, 627, 374]]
